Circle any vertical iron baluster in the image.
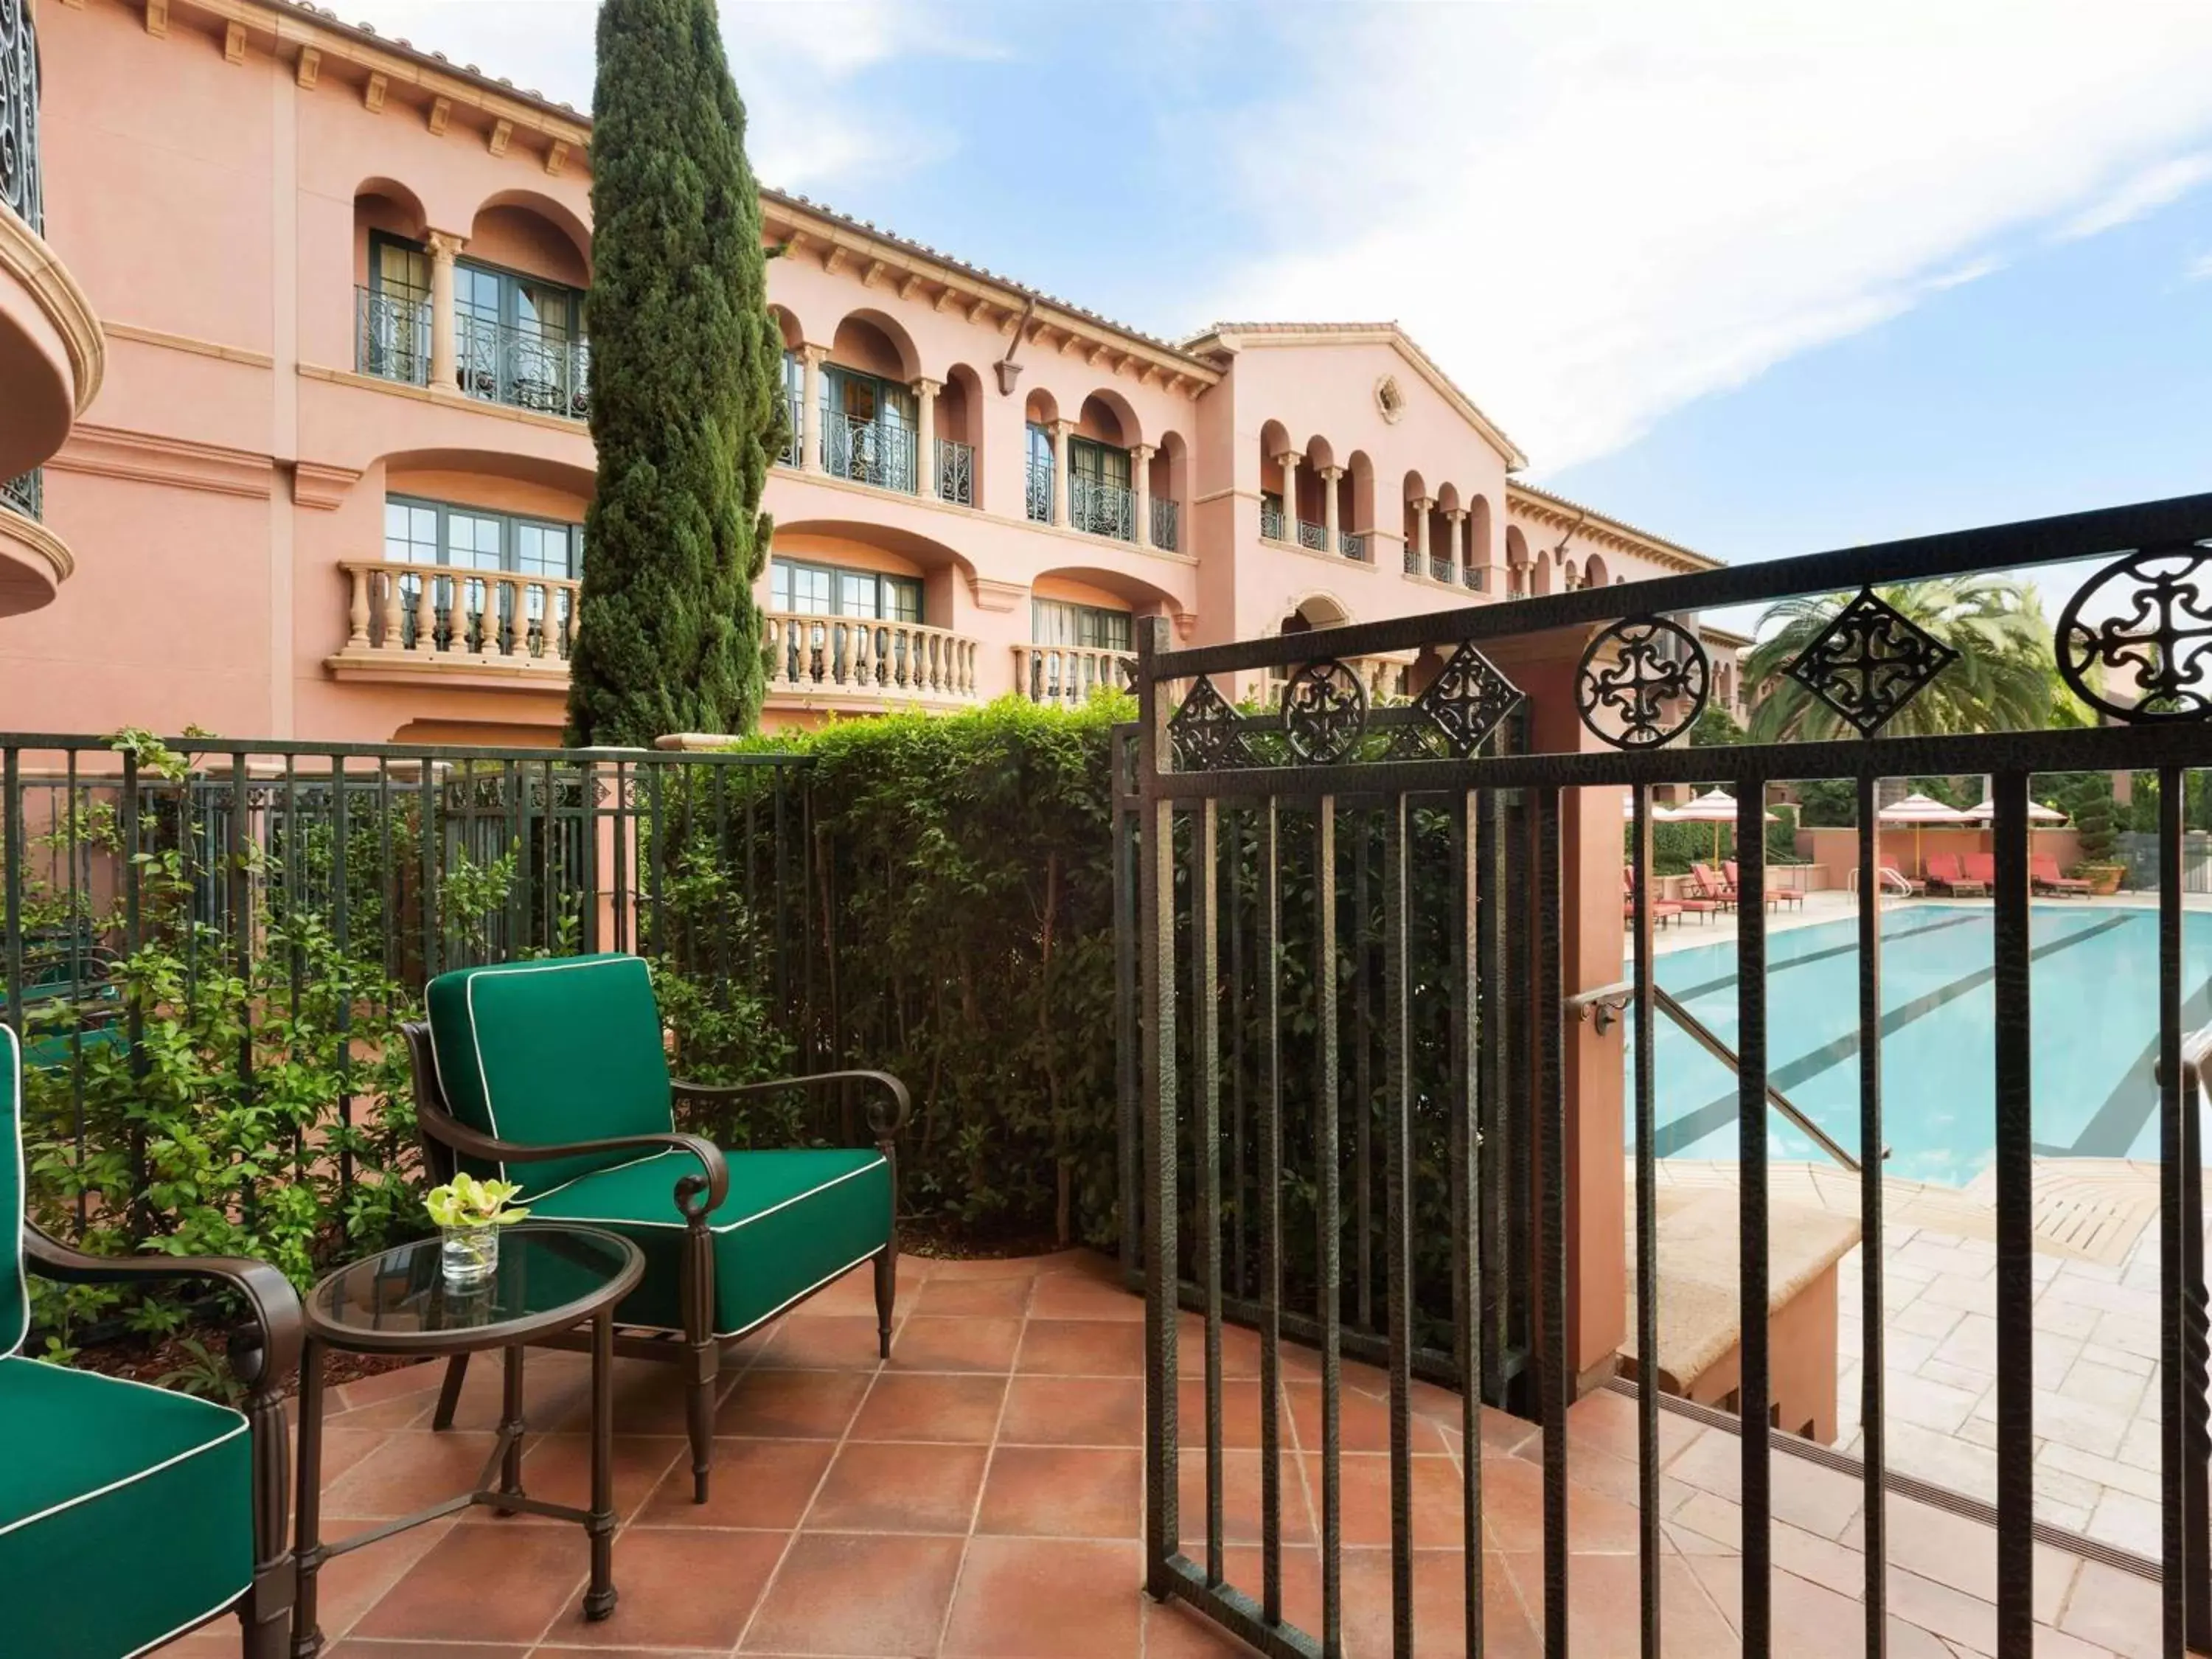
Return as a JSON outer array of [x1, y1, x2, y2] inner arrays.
[[1256, 796, 1284, 1627], [1631, 786, 1660, 1659], [1856, 772, 1887, 1657], [417, 754, 439, 980], [1354, 815, 1374, 1336], [771, 771, 788, 1008], [612, 759, 630, 955], [376, 759, 394, 986], [541, 757, 557, 953], [232, 751, 252, 1098], [1991, 774, 2034, 1655], [1453, 788, 1484, 1659], [3, 748, 20, 1043], [1535, 786, 1569, 1659], [1116, 733, 1141, 1285], [1380, 796, 1413, 1658], [503, 758, 521, 958], [1736, 782, 1771, 1656], [1136, 630, 1181, 1601], [65, 751, 84, 1232], [2182, 902, 2212, 1657], [1316, 796, 1343, 1658], [1478, 792, 1507, 1403], [333, 757, 353, 1213], [647, 762, 666, 961], [711, 764, 730, 984], [2160, 765, 2186, 1659], [1195, 799, 1225, 1585], [1228, 807, 1248, 1304], [582, 757, 601, 955], [742, 780, 759, 984], [284, 754, 301, 1021], [802, 779, 820, 1071]]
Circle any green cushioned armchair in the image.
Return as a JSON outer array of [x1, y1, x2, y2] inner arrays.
[[1, 1026, 303, 1658], [405, 953, 908, 1503]]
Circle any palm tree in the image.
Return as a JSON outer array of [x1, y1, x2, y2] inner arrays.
[[1741, 575, 2059, 744]]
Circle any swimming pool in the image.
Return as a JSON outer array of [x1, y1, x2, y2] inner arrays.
[[1638, 904, 2212, 1184]]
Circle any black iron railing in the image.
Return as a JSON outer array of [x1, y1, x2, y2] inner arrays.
[[1123, 489, 2212, 1657], [2, 467, 39, 521], [2, 0, 40, 234]]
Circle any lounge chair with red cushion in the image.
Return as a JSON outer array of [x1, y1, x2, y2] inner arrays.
[[1728, 860, 1804, 909], [2031, 855, 2091, 897], [1924, 854, 1983, 896], [1962, 852, 1998, 890], [1689, 863, 1738, 909], [1624, 866, 1686, 928]]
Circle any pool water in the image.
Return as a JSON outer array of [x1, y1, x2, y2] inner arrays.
[[1636, 904, 2212, 1185]]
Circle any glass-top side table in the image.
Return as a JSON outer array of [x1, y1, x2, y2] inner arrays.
[[291, 1225, 644, 1657]]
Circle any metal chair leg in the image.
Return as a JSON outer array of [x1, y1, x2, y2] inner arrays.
[[430, 1352, 470, 1431], [874, 1246, 896, 1360]]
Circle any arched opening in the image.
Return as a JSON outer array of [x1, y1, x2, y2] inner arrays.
[[934, 363, 984, 507], [1024, 390, 1062, 524], [448, 198, 592, 416], [1150, 431, 1190, 552], [1287, 436, 1333, 553], [763, 519, 976, 696], [770, 307, 806, 467], [1505, 525, 1531, 597], [1260, 421, 1295, 543], [1065, 394, 1141, 541], [1467, 494, 1494, 592], [1023, 564, 1178, 704], [1400, 470, 1429, 573], [355, 181, 434, 385], [1343, 451, 1377, 561], [1581, 551, 1609, 589], [1430, 484, 1461, 582], [1531, 548, 1554, 597], [821, 312, 923, 493]]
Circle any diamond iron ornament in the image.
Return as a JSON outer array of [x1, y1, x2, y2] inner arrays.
[[1397, 639, 1523, 759], [2056, 543, 2212, 723], [1575, 617, 1709, 749], [1280, 659, 1369, 764], [1784, 588, 1960, 737], [1169, 675, 1248, 771]]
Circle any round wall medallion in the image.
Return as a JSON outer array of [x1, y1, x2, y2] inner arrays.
[[1374, 375, 1406, 425]]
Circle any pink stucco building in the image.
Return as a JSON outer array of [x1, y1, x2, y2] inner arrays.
[[1, 0, 1742, 743]]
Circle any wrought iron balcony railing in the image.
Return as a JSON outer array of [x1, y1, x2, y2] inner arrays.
[[335, 559, 578, 673], [1431, 554, 1454, 582], [822, 415, 918, 495], [1150, 495, 1180, 553], [2, 0, 41, 234], [1340, 531, 1368, 561], [1463, 563, 1485, 591], [1261, 501, 1285, 541], [1026, 459, 1054, 524], [456, 313, 589, 421], [1403, 541, 1421, 574], [1071, 476, 1136, 542], [936, 438, 975, 507], [1015, 643, 1134, 707], [778, 392, 804, 467], [2, 469, 41, 523], [355, 287, 431, 388], [767, 611, 978, 704], [1297, 519, 1327, 553]]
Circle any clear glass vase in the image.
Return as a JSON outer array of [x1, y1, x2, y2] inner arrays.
[[441, 1224, 500, 1287]]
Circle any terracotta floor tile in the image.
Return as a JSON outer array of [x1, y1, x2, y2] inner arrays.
[[351, 1521, 591, 1644], [1501, 1548, 1742, 1658], [311, 1425, 394, 1489], [801, 1258, 900, 1315], [294, 1516, 461, 1644], [925, 1255, 1045, 1281], [543, 1526, 786, 1649], [1178, 1374, 1276, 1450], [1028, 1269, 1145, 1321], [1478, 1452, 1644, 1555], [1144, 1598, 1272, 1657], [715, 1366, 870, 1439], [740, 1532, 964, 1654], [538, 1360, 700, 1436], [1338, 1547, 1545, 1659], [331, 1357, 444, 1412], [889, 1313, 1025, 1372], [452, 1432, 684, 1526], [804, 1439, 990, 1533], [979, 1445, 1142, 1539], [998, 1374, 1144, 1446], [1177, 1313, 1265, 1378], [1306, 1450, 1473, 1551], [755, 1313, 891, 1371], [1175, 1447, 1315, 1548], [634, 1435, 834, 1530], [1283, 1378, 1451, 1455], [325, 1643, 530, 1659], [939, 1537, 1144, 1658], [1217, 1543, 1327, 1639], [1016, 1318, 1146, 1377], [849, 1370, 1009, 1441], [914, 1273, 1037, 1317], [319, 1428, 500, 1520]]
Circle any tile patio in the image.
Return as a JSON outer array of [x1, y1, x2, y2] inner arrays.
[[150, 1250, 2154, 1658]]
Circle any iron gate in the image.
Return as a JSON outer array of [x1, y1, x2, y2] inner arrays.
[[1130, 491, 2212, 1658]]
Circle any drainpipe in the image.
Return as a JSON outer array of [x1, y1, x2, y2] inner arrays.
[[994, 296, 1037, 396]]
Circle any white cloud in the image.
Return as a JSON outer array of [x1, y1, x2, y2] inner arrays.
[[338, 0, 990, 192], [2054, 151, 2212, 240], [1186, 2, 2212, 473], [2185, 251, 2212, 282]]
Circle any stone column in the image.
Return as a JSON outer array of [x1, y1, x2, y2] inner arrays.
[[1446, 507, 1467, 584], [911, 377, 939, 497], [1050, 419, 1077, 526], [1321, 465, 1344, 553], [1130, 442, 1155, 546], [1276, 451, 1300, 540], [1412, 496, 1433, 564], [800, 346, 829, 473], [425, 230, 464, 391]]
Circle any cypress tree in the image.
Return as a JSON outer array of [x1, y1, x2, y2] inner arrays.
[[566, 0, 777, 745]]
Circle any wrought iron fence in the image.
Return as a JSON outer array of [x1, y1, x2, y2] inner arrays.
[[456, 313, 589, 421], [2, 467, 39, 522], [1071, 475, 1136, 541], [779, 392, 804, 467], [1, 0, 40, 234], [1124, 490, 2212, 1658], [823, 414, 917, 494], [1, 735, 827, 1245], [935, 437, 975, 507], [1151, 495, 1180, 553], [354, 286, 431, 388]]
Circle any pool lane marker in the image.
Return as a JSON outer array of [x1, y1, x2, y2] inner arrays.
[[1663, 910, 1981, 1006], [1654, 914, 2133, 1161], [2064, 968, 2212, 1158]]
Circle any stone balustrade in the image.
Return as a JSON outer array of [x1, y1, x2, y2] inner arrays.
[[767, 611, 979, 706], [330, 559, 577, 686], [1015, 643, 1134, 707]]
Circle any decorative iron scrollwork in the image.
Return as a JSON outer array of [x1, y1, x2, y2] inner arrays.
[[1574, 617, 1708, 749], [0, 0, 40, 236], [1280, 660, 1368, 764], [2056, 543, 2212, 723], [1784, 588, 1958, 737], [1397, 640, 1523, 759], [1169, 676, 1248, 771]]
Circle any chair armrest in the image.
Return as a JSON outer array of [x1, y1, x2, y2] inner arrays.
[[415, 1095, 730, 1220], [672, 1068, 911, 1146], [24, 1226, 305, 1397]]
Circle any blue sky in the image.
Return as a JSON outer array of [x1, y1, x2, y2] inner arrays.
[[356, 1, 2212, 618]]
